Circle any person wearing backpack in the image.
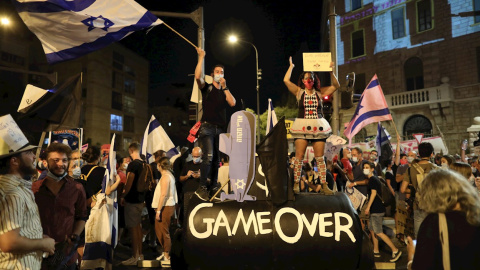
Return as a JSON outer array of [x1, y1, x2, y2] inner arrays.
[[120, 142, 146, 265], [400, 142, 438, 238], [363, 161, 403, 262]]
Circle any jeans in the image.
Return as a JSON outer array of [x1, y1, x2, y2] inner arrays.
[[197, 122, 224, 188], [414, 208, 428, 238]]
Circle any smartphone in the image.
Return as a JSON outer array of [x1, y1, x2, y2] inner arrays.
[[412, 240, 417, 246], [314, 167, 318, 172]]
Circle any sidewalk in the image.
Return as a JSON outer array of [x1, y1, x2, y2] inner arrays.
[[374, 217, 408, 270]]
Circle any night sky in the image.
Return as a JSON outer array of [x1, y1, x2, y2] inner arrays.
[[121, 0, 325, 113]]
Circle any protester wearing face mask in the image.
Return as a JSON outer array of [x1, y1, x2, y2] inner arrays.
[[194, 48, 236, 202], [68, 150, 83, 179], [346, 147, 369, 196], [396, 151, 417, 185], [363, 161, 403, 263], [450, 162, 475, 186], [180, 147, 205, 219], [32, 143, 87, 270], [440, 155, 454, 169]]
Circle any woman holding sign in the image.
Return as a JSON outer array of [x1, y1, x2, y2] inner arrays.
[[284, 56, 339, 194]]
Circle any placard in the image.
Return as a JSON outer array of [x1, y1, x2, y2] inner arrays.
[[302, 52, 332, 72], [0, 114, 29, 151]]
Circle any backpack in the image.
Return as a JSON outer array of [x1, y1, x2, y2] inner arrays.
[[80, 166, 98, 182], [136, 161, 154, 193], [375, 177, 395, 207]]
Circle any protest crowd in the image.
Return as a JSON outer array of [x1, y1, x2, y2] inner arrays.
[[1, 1, 480, 269]]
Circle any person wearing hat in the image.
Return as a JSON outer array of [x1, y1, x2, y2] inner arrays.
[[0, 114, 55, 269]]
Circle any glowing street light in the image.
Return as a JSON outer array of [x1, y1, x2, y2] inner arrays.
[[1, 17, 10, 26], [228, 35, 262, 143]]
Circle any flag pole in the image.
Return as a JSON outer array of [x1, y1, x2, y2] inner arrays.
[[390, 118, 400, 137], [162, 22, 198, 48]]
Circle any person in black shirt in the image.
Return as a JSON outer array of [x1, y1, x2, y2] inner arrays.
[[194, 48, 236, 199], [180, 147, 203, 220], [81, 146, 106, 208], [120, 142, 145, 265], [364, 161, 402, 262]]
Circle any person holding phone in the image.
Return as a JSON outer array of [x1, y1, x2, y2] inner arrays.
[[179, 147, 204, 220]]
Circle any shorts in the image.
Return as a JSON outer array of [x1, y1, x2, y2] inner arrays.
[[369, 212, 385, 234], [294, 138, 327, 143], [124, 202, 144, 228]]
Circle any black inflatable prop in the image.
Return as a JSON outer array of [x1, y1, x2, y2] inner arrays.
[[171, 114, 374, 269]]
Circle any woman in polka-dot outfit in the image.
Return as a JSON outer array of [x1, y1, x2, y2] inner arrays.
[[283, 56, 340, 194]]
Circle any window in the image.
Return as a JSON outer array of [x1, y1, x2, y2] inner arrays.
[[475, 0, 480, 24], [124, 65, 136, 77], [124, 96, 136, 114], [1, 52, 25, 66], [417, 0, 432, 32], [351, 30, 365, 58], [113, 51, 124, 71], [112, 71, 123, 90], [124, 78, 136, 94], [477, 47, 480, 82], [351, 0, 362, 11], [392, 7, 406, 39], [404, 57, 424, 91], [403, 115, 432, 140], [112, 92, 123, 110], [110, 114, 123, 131], [353, 73, 366, 95], [124, 115, 134, 132]]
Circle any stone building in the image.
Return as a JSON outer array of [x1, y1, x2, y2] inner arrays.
[[322, 0, 480, 154]]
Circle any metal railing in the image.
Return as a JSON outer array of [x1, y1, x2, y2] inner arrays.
[[385, 84, 452, 109]]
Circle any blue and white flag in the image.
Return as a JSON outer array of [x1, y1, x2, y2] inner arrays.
[[344, 74, 392, 143], [12, 0, 162, 64], [376, 123, 393, 163], [141, 115, 176, 164], [82, 134, 117, 270], [266, 98, 278, 135]]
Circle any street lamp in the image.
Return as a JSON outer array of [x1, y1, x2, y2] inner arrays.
[[0, 17, 10, 26], [228, 35, 262, 144]]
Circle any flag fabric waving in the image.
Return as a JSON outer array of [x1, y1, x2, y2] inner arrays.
[[343, 74, 392, 142], [376, 123, 393, 164], [141, 115, 176, 164], [266, 98, 278, 135], [12, 0, 162, 64], [82, 134, 117, 270]]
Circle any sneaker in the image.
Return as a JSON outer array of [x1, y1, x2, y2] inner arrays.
[[374, 252, 381, 258], [161, 258, 171, 267], [121, 256, 139, 265], [390, 250, 402, 262], [195, 186, 209, 201], [156, 253, 165, 261]]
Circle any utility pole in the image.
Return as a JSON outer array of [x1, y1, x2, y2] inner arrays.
[[328, 0, 339, 135]]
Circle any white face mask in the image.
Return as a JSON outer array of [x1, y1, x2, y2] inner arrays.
[[346, 154, 352, 159], [472, 167, 477, 173], [441, 163, 449, 169], [122, 163, 128, 170], [214, 74, 224, 83], [407, 157, 415, 163], [72, 167, 81, 179], [469, 175, 475, 185], [351, 157, 358, 163], [193, 157, 202, 164], [363, 169, 371, 176]]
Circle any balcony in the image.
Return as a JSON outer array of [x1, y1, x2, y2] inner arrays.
[[385, 83, 453, 109]]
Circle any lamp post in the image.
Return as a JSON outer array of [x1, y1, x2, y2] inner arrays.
[[228, 35, 261, 143]]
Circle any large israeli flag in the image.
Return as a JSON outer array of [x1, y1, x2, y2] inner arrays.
[[141, 115, 176, 164], [12, 0, 162, 64]]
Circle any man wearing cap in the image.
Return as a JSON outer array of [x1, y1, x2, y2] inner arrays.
[[0, 115, 55, 269], [32, 142, 87, 269]]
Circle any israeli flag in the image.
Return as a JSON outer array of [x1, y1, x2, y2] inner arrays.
[[141, 115, 177, 164], [82, 134, 117, 269], [13, 0, 162, 64]]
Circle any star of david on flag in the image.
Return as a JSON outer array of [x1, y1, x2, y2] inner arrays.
[[343, 74, 392, 143], [12, 0, 162, 64]]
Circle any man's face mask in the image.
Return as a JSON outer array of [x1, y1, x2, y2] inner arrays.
[[214, 74, 224, 83]]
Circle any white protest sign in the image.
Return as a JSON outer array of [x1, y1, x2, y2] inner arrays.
[[302, 52, 332, 72], [0, 114, 29, 151], [18, 84, 48, 113]]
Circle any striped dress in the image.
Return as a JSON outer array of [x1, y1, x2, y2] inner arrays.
[[0, 174, 43, 270]]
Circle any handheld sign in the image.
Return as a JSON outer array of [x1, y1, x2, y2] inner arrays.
[[303, 52, 332, 72]]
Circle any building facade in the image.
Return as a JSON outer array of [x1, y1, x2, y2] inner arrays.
[[326, 0, 480, 154]]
